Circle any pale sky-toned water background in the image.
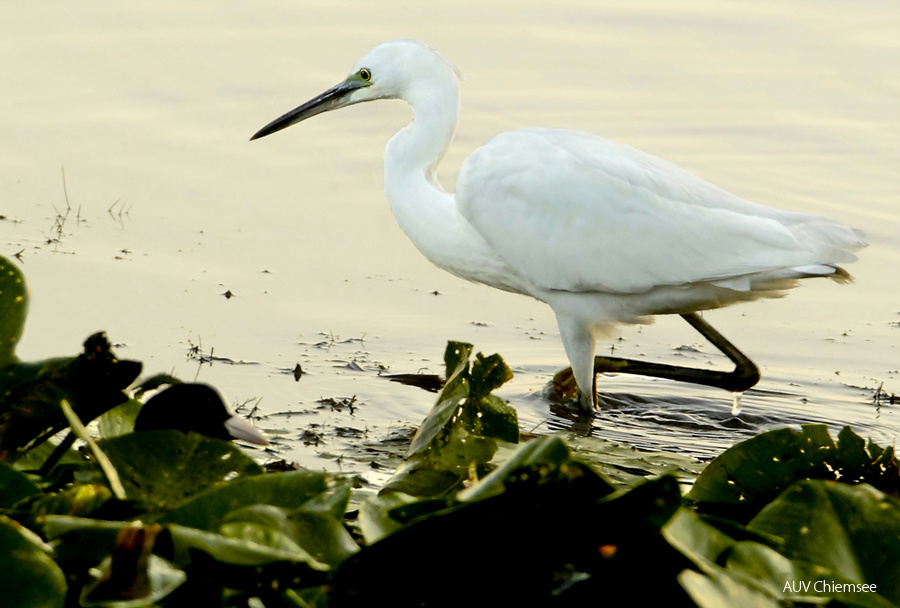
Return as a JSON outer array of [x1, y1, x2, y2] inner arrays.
[[2, 1, 899, 480]]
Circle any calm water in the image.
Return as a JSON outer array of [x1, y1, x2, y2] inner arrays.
[[2, 1, 898, 480]]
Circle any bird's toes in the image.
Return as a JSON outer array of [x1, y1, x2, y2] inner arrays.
[[579, 390, 597, 414]]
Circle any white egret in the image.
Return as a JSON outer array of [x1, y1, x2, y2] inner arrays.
[[251, 39, 866, 414]]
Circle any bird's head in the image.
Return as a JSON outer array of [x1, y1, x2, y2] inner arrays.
[[250, 39, 460, 141]]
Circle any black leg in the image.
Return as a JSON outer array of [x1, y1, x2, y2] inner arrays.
[[552, 312, 760, 409]]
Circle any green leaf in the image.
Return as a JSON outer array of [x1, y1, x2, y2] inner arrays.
[[690, 425, 900, 524], [297, 477, 352, 521], [726, 542, 896, 608], [100, 430, 263, 514], [459, 394, 518, 444], [0, 333, 142, 460], [221, 505, 358, 568], [43, 515, 331, 572], [437, 424, 499, 468], [458, 435, 573, 502], [725, 542, 821, 601], [679, 566, 781, 608], [217, 505, 321, 562], [376, 458, 468, 498], [161, 522, 327, 569], [598, 474, 684, 529], [41, 516, 128, 566], [665, 511, 789, 607], [357, 492, 420, 544], [404, 341, 517, 469], [566, 434, 704, 488], [442, 341, 473, 382], [405, 374, 468, 459], [0, 255, 28, 366], [0, 515, 66, 608], [0, 458, 40, 508], [80, 554, 186, 608], [663, 508, 743, 567], [97, 398, 143, 440], [11, 437, 87, 473], [159, 470, 332, 531], [748, 479, 900, 605], [42, 515, 127, 539], [688, 424, 834, 520], [468, 352, 513, 399], [30, 484, 113, 522]]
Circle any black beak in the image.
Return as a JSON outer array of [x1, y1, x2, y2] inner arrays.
[[250, 79, 363, 141]]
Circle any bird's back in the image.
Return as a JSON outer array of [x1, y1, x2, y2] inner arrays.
[[456, 128, 865, 299]]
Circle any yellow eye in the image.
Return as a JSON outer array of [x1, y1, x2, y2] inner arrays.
[[359, 68, 372, 81]]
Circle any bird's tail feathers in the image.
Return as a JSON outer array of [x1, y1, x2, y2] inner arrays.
[[788, 217, 867, 263], [827, 265, 854, 284]]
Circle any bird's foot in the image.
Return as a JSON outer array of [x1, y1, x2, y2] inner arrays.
[[545, 368, 597, 432], [576, 389, 597, 415], [549, 389, 596, 422]]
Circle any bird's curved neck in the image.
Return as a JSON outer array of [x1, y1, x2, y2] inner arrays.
[[383, 78, 461, 265], [380, 75, 525, 293], [385, 79, 459, 190]]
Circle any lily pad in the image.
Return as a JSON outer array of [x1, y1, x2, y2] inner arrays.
[[727, 541, 896, 608], [376, 458, 470, 498], [0, 458, 40, 508], [0, 515, 66, 608], [748, 479, 900, 605], [97, 398, 144, 440], [458, 393, 518, 444], [565, 434, 704, 488], [29, 484, 114, 523], [688, 424, 899, 522], [458, 435, 578, 502], [161, 523, 328, 570], [159, 470, 333, 531], [357, 492, 420, 545], [296, 477, 351, 521], [664, 509, 789, 605], [41, 515, 130, 567], [43, 514, 323, 572], [679, 565, 780, 608], [100, 430, 263, 514], [220, 504, 358, 567], [11, 437, 87, 474]]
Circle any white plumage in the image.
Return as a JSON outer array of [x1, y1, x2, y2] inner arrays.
[[252, 39, 865, 413]]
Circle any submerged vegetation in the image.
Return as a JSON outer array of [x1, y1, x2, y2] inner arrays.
[[1, 253, 899, 607]]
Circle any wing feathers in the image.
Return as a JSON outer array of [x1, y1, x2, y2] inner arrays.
[[456, 129, 864, 295]]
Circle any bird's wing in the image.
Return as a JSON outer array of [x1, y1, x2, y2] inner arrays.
[[456, 129, 864, 295]]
